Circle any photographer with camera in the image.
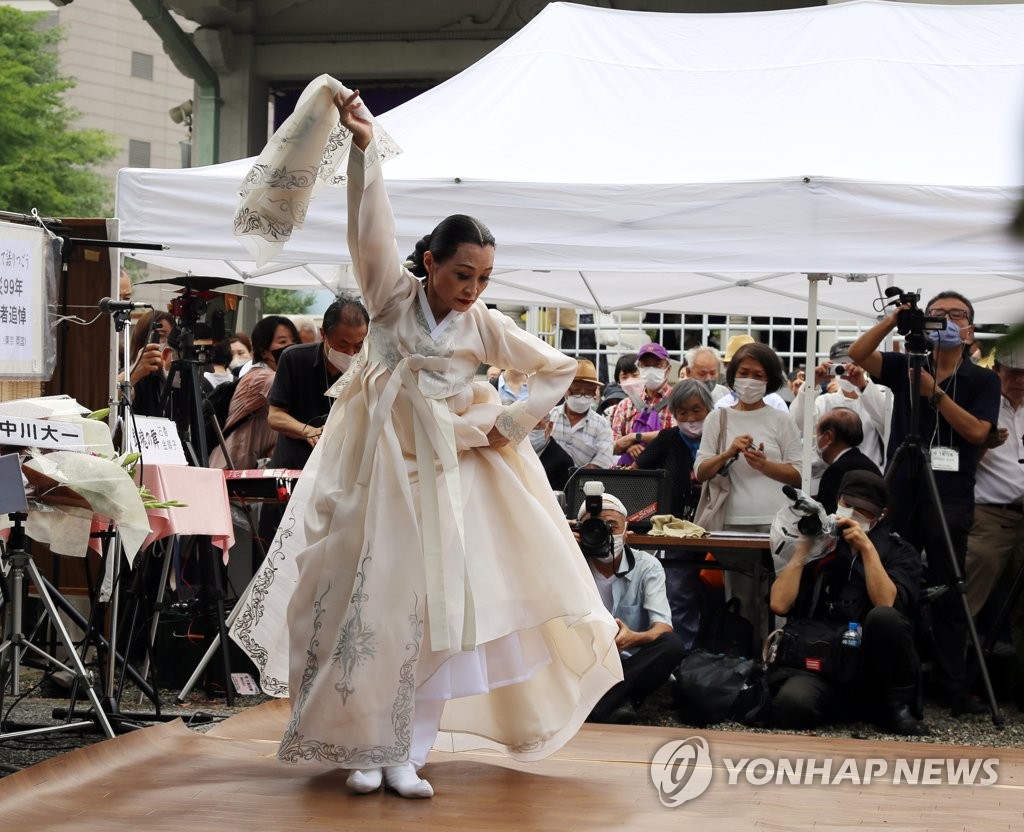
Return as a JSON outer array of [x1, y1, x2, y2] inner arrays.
[[790, 340, 891, 471], [576, 487, 686, 724], [849, 290, 1000, 714], [768, 471, 926, 735]]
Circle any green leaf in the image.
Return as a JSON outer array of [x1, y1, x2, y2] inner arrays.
[[0, 8, 117, 216]]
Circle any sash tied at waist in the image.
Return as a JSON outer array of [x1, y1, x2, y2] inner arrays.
[[356, 353, 475, 653]]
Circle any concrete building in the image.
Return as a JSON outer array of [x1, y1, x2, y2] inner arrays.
[[4, 0, 195, 191]]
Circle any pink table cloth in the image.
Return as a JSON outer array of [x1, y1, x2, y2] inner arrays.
[[139, 464, 235, 560]]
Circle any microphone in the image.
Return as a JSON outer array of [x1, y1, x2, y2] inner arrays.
[[98, 297, 153, 314], [782, 484, 817, 514]]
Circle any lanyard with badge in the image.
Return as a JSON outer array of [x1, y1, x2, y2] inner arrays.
[[927, 358, 960, 472]]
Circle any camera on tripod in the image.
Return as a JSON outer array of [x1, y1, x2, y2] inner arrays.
[[577, 481, 614, 558], [168, 286, 226, 365], [884, 287, 946, 354]]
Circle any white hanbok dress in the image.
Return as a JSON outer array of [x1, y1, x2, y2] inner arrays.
[[263, 137, 621, 768]]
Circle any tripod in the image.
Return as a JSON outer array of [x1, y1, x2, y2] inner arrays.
[[884, 349, 1002, 727], [156, 327, 236, 705], [0, 512, 115, 740]]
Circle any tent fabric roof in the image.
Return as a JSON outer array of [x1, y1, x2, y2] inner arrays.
[[115, 0, 1024, 320]]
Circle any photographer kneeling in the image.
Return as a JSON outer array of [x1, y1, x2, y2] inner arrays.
[[576, 490, 686, 724], [768, 471, 927, 736]]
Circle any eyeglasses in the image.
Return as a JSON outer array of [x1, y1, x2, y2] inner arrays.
[[926, 307, 971, 322]]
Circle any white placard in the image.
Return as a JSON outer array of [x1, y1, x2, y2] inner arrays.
[[0, 414, 85, 450], [0, 221, 47, 378], [132, 416, 188, 465]]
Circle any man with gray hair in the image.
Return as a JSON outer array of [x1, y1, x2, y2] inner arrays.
[[576, 491, 686, 724]]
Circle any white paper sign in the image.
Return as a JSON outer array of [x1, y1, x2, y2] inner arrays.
[[0, 414, 84, 450], [0, 221, 47, 377], [132, 416, 188, 465]]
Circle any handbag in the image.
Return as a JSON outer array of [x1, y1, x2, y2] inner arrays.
[[673, 649, 767, 727], [693, 408, 730, 531]]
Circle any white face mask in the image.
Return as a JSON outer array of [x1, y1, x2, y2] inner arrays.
[[594, 534, 625, 564], [678, 421, 703, 439], [835, 505, 874, 533], [814, 435, 830, 462], [327, 347, 353, 374], [566, 394, 595, 414], [639, 366, 667, 391], [229, 357, 246, 370], [620, 378, 644, 398], [732, 377, 767, 404], [529, 429, 548, 453], [838, 378, 859, 394]]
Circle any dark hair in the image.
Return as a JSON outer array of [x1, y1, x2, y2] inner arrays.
[[130, 310, 175, 357], [230, 332, 252, 352], [926, 290, 975, 324], [251, 315, 299, 363], [322, 293, 369, 333], [819, 407, 864, 448], [614, 352, 639, 383], [406, 214, 495, 278], [211, 339, 232, 368], [725, 342, 785, 394]]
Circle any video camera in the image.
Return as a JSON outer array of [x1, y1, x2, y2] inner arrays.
[[168, 287, 226, 366], [883, 287, 946, 354], [577, 481, 614, 559]]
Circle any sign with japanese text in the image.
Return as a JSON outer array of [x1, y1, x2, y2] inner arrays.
[[0, 414, 85, 450], [132, 416, 188, 466], [0, 221, 48, 379]]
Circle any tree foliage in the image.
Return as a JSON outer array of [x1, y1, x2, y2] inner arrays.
[[0, 8, 117, 216], [263, 288, 316, 315]]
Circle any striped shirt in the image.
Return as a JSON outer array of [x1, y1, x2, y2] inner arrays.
[[549, 405, 615, 469]]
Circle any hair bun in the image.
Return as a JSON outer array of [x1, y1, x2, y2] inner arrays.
[[406, 234, 432, 277]]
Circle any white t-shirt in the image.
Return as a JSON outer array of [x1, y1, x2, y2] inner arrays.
[[695, 404, 803, 527]]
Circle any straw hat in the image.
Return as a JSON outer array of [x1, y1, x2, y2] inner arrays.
[[723, 334, 755, 362], [574, 359, 605, 387]]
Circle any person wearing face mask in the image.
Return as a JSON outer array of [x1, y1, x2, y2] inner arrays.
[[768, 471, 926, 736], [812, 408, 882, 514], [548, 359, 614, 470], [696, 342, 802, 637], [789, 341, 892, 473], [633, 379, 714, 649], [229, 333, 254, 376], [266, 297, 370, 473], [528, 412, 575, 492], [849, 290, 1000, 715], [610, 343, 676, 464], [209, 315, 300, 472], [576, 493, 686, 724]]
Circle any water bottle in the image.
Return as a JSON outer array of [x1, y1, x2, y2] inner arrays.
[[841, 621, 861, 649]]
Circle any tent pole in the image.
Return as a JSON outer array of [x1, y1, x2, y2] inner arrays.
[[801, 274, 828, 493]]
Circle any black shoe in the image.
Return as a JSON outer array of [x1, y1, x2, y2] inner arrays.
[[883, 704, 930, 737], [950, 695, 988, 718]]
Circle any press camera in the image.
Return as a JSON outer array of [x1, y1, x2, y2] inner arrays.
[[577, 481, 614, 558]]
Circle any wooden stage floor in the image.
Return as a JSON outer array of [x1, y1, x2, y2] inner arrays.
[[1, 699, 1022, 831]]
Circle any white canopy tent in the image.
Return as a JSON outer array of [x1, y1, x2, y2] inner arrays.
[[117, 0, 1024, 323]]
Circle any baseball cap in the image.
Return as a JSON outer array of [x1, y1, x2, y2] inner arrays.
[[838, 470, 887, 516], [830, 340, 854, 364], [637, 343, 669, 361]]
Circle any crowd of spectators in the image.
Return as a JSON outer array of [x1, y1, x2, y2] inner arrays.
[[122, 289, 1019, 735]]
